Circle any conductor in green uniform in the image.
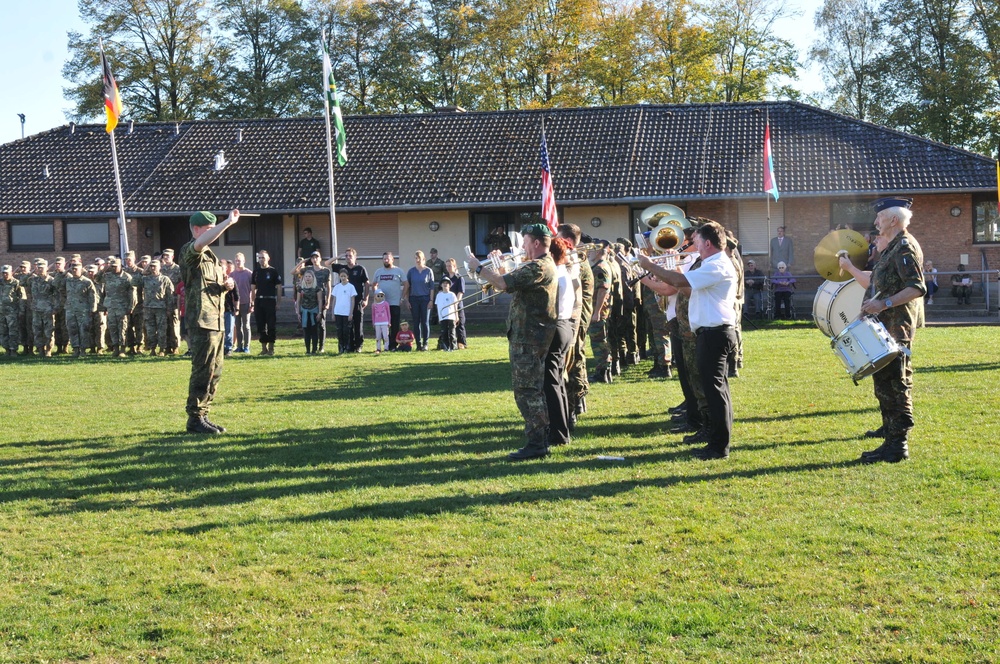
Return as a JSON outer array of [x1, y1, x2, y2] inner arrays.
[[180, 210, 241, 434]]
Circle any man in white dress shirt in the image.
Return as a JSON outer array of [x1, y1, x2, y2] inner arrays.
[[639, 221, 738, 459]]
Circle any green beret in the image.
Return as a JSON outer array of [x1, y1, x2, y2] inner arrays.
[[189, 211, 217, 227], [521, 223, 553, 239]]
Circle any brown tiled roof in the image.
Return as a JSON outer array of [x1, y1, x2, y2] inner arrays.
[[1, 102, 995, 218]]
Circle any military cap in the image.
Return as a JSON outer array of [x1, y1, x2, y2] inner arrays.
[[161, 248, 174, 256], [94, 257, 106, 265], [69, 260, 82, 268], [311, 250, 322, 258], [125, 250, 135, 258], [34, 258, 48, 267], [616, 237, 633, 251], [139, 255, 151, 263], [108, 257, 122, 267], [189, 211, 217, 227], [1, 265, 11, 273], [521, 223, 553, 239], [872, 197, 913, 213], [71, 254, 82, 260], [86, 264, 98, 272], [149, 259, 161, 267], [20, 260, 31, 268], [54, 256, 66, 264]]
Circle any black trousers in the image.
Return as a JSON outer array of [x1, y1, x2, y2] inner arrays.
[[350, 299, 364, 349], [695, 326, 737, 453], [388, 304, 401, 350], [544, 319, 575, 446], [255, 298, 277, 344]]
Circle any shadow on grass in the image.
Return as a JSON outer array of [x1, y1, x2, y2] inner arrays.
[[915, 362, 1000, 374]]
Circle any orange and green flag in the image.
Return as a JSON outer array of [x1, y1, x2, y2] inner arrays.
[[100, 42, 122, 133]]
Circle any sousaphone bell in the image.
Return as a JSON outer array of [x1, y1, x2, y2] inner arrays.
[[640, 204, 692, 253]]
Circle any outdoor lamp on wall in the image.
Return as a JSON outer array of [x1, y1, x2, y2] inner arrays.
[[144, 227, 154, 238], [590, 217, 602, 227], [950, 206, 962, 217], [429, 221, 440, 231]]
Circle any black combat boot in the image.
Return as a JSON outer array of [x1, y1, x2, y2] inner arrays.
[[647, 364, 669, 379], [202, 417, 227, 433], [862, 436, 909, 464], [864, 425, 885, 439], [186, 415, 220, 434]]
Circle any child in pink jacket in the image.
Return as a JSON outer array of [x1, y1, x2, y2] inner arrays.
[[371, 290, 391, 354]]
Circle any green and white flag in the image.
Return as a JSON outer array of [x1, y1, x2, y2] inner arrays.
[[321, 35, 347, 166]]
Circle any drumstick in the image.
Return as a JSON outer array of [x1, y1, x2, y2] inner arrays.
[[836, 249, 848, 277]]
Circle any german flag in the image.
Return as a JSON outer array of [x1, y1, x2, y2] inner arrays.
[[100, 44, 122, 133]]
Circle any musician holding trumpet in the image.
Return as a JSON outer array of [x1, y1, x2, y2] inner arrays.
[[467, 224, 557, 460], [837, 197, 925, 464]]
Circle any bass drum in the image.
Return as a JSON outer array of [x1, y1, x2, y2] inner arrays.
[[813, 279, 866, 338]]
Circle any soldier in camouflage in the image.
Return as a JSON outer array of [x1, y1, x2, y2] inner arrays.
[[839, 197, 925, 464], [557, 224, 593, 429], [180, 210, 241, 434], [640, 278, 672, 378], [103, 257, 137, 358], [29, 259, 59, 357], [16, 261, 33, 355], [126, 254, 148, 354], [50, 257, 70, 354], [587, 242, 613, 384], [160, 248, 183, 354], [135, 260, 174, 356], [467, 223, 557, 460], [0, 265, 23, 356], [64, 261, 98, 357]]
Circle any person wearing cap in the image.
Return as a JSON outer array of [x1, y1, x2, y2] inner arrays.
[[640, 220, 738, 460], [28, 259, 59, 357], [64, 261, 98, 357], [103, 257, 137, 358], [613, 237, 642, 367], [124, 253, 145, 354], [769, 225, 793, 271], [90, 261, 109, 354], [771, 260, 796, 319], [298, 227, 321, 260], [180, 209, 241, 434], [250, 249, 282, 356], [743, 258, 765, 317], [159, 248, 182, 355], [50, 257, 70, 354], [0, 265, 24, 356], [467, 223, 558, 460], [136, 260, 174, 355], [837, 197, 925, 464], [16, 261, 34, 355]]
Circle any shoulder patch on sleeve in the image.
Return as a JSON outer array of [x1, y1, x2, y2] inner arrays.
[[900, 238, 909, 246]]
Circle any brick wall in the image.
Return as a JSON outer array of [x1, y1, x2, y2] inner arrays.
[[0, 217, 146, 266]]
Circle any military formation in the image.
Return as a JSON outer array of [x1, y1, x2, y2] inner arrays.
[[0, 250, 185, 359]]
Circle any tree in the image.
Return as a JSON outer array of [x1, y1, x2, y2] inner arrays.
[[809, 0, 885, 121], [213, 0, 316, 118], [64, 0, 221, 122], [415, 0, 480, 109], [699, 0, 798, 102], [642, 0, 718, 103]]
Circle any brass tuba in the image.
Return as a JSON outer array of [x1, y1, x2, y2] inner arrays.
[[639, 204, 692, 253]]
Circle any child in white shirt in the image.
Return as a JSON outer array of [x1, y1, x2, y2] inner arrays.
[[434, 279, 458, 351]]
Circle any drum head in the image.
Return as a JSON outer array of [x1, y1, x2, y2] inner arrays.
[[813, 279, 865, 337]]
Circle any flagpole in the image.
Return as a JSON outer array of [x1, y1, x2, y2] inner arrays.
[[100, 38, 129, 258], [321, 31, 339, 261], [765, 109, 772, 272]]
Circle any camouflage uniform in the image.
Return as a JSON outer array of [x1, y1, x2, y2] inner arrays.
[[137, 272, 174, 353], [0, 273, 23, 353], [64, 272, 98, 353], [29, 273, 59, 354], [124, 262, 145, 352], [641, 282, 671, 370], [504, 253, 557, 448], [16, 267, 32, 354], [615, 252, 641, 364], [90, 269, 107, 353], [103, 269, 137, 355], [870, 231, 925, 454], [729, 247, 745, 373], [566, 258, 593, 415], [606, 255, 624, 373], [587, 257, 613, 380], [160, 258, 182, 353], [51, 265, 70, 353], [179, 238, 228, 418]]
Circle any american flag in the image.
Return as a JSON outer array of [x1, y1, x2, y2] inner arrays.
[[540, 129, 558, 233]]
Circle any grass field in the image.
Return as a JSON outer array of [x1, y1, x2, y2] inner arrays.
[[1, 324, 998, 663]]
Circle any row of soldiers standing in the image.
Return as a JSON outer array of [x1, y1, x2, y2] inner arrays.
[[0, 250, 185, 358]]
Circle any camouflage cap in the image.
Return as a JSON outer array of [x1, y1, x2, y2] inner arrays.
[[34, 258, 48, 267], [149, 259, 161, 267], [71, 254, 82, 260], [86, 264, 98, 272], [108, 257, 122, 267], [20, 260, 31, 268], [161, 248, 174, 256], [69, 260, 82, 268], [1, 265, 11, 273], [54, 256, 66, 264], [125, 250, 136, 258], [189, 211, 217, 227]]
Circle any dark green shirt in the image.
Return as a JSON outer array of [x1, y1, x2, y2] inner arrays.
[[503, 253, 557, 345], [872, 231, 925, 343], [179, 240, 225, 332]]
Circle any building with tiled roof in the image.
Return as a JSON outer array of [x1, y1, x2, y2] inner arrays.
[[2, 101, 998, 284]]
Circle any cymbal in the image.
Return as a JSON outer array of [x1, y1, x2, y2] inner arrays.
[[814, 229, 868, 281]]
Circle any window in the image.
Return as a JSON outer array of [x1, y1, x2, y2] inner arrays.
[[470, 210, 544, 256], [64, 221, 110, 250], [830, 200, 873, 232], [224, 222, 252, 245], [973, 194, 1000, 244], [737, 200, 783, 255], [9, 221, 54, 251]]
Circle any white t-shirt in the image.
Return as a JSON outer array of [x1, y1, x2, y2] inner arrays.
[[555, 263, 579, 321], [435, 291, 458, 321], [331, 282, 356, 316], [685, 251, 737, 333]]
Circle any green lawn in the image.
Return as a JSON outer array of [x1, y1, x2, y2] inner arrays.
[[1, 325, 998, 663]]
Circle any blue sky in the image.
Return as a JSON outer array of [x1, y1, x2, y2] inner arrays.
[[0, 0, 824, 146]]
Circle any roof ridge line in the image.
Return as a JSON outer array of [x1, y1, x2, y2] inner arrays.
[[124, 123, 196, 208]]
